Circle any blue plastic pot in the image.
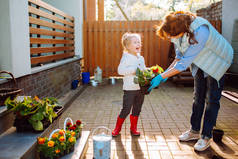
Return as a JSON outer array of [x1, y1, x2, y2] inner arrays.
[[82, 72, 90, 84]]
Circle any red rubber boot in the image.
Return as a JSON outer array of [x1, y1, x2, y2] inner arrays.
[[112, 116, 125, 137], [130, 115, 140, 136]]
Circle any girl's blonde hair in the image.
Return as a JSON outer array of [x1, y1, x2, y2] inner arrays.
[[156, 11, 197, 44], [121, 32, 141, 51]]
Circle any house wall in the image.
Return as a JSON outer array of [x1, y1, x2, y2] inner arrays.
[[196, 0, 238, 43], [0, 0, 12, 72], [222, 0, 238, 43], [42, 0, 84, 58], [0, 0, 82, 99], [0, 0, 31, 77], [0, 60, 81, 98], [196, 1, 222, 20]]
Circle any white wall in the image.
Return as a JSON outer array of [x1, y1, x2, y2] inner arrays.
[[222, 0, 238, 43], [43, 0, 84, 57], [0, 0, 12, 72], [0, 0, 82, 79], [0, 0, 31, 78]]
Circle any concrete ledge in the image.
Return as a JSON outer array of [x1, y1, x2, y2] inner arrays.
[[31, 56, 81, 74], [0, 127, 39, 159], [0, 85, 87, 159], [0, 114, 59, 159]]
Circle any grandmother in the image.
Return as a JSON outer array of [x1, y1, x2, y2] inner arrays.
[[148, 11, 233, 151]]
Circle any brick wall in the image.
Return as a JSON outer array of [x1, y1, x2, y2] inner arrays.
[[196, 1, 222, 20], [0, 60, 81, 98]]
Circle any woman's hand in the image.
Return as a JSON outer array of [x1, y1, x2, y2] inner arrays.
[[161, 77, 168, 83], [148, 74, 164, 91]]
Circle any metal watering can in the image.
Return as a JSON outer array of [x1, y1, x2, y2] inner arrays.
[[92, 126, 112, 159]]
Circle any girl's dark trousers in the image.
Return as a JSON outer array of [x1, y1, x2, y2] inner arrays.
[[119, 90, 145, 118]]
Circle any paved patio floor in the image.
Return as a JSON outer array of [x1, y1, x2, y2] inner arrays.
[[59, 80, 238, 159]]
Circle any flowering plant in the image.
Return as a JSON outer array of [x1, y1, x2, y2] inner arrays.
[[134, 65, 164, 87], [134, 65, 164, 95], [37, 129, 76, 159], [150, 65, 164, 76], [65, 130, 76, 153], [65, 119, 83, 139], [37, 135, 64, 158]]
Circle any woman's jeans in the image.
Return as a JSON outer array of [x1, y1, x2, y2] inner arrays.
[[119, 90, 144, 118], [191, 69, 225, 138]]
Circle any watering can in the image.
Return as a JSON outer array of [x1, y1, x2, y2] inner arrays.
[[92, 126, 112, 159], [94, 66, 102, 83]]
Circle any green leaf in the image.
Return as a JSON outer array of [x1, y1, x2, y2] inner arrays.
[[49, 115, 52, 123], [30, 112, 44, 121], [134, 77, 138, 84], [136, 68, 140, 76], [20, 109, 29, 116], [31, 120, 43, 131], [5, 97, 15, 110]]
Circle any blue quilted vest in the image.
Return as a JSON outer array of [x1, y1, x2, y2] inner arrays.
[[172, 17, 234, 81]]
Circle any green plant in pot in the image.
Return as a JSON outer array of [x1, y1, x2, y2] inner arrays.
[[134, 65, 164, 95], [5, 96, 59, 131]]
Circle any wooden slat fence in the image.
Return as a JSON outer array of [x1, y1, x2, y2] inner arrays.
[[28, 0, 75, 66], [83, 21, 171, 77]]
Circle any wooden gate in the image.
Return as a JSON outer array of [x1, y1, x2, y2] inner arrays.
[[83, 21, 171, 77]]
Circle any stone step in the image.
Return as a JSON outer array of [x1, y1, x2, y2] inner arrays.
[[0, 85, 87, 159], [0, 128, 90, 159], [0, 119, 59, 159]]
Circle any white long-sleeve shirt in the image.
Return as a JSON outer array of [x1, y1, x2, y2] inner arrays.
[[118, 52, 146, 90]]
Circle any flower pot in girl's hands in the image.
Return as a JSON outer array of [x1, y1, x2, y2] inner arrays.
[[140, 84, 151, 95]]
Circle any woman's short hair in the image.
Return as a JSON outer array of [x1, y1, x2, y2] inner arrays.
[[156, 11, 197, 44]]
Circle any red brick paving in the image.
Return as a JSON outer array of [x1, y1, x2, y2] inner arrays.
[[59, 80, 238, 159]]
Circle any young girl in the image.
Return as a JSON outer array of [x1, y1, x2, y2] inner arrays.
[[112, 32, 146, 137], [149, 11, 233, 151]]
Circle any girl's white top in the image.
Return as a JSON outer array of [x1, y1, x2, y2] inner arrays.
[[118, 52, 146, 90]]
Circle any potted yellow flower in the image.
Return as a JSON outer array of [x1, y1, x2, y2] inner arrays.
[[37, 137, 59, 159], [150, 65, 164, 76], [37, 129, 76, 159]]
